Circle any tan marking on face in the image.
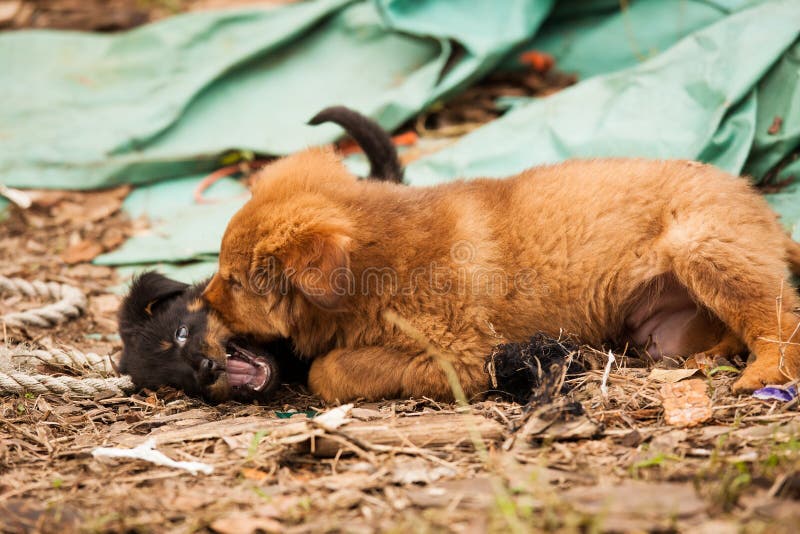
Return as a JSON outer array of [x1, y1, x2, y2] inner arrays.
[[203, 310, 234, 401], [187, 298, 204, 312], [204, 310, 232, 366], [159, 340, 172, 351]]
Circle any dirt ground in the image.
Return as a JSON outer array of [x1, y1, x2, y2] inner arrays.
[[2, 2, 800, 533], [2, 197, 800, 532]]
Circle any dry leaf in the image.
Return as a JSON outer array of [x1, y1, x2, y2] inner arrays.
[[240, 467, 270, 481], [660, 379, 712, 427], [649, 429, 688, 455], [695, 520, 739, 534], [25, 239, 46, 253], [325, 489, 363, 510], [350, 407, 384, 420], [51, 185, 131, 225], [391, 457, 456, 485], [405, 478, 495, 509], [517, 399, 602, 442], [100, 226, 126, 250], [210, 514, 282, 534], [26, 189, 70, 208], [519, 50, 555, 73], [61, 240, 104, 264], [0, 499, 81, 533], [314, 404, 353, 430], [648, 368, 699, 383], [768, 115, 783, 135], [564, 480, 706, 531], [90, 293, 121, 316], [0, 2, 21, 24]]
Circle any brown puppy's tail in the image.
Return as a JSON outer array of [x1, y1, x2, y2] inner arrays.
[[308, 106, 404, 183], [787, 236, 800, 277]]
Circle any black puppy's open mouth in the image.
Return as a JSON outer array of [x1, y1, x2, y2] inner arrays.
[[225, 341, 271, 391]]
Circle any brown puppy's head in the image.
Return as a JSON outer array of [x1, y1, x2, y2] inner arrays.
[[204, 149, 357, 353]]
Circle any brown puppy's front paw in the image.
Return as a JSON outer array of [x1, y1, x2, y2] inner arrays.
[[733, 336, 800, 393], [732, 370, 769, 393], [732, 360, 791, 393]]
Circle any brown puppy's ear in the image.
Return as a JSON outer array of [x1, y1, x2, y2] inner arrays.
[[202, 274, 225, 312], [256, 229, 352, 310], [292, 233, 352, 310]]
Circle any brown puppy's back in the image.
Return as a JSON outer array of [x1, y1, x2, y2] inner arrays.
[[304, 158, 777, 342]]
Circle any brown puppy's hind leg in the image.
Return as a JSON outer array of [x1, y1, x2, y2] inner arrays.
[[685, 328, 747, 369], [665, 220, 800, 392], [308, 347, 488, 403]]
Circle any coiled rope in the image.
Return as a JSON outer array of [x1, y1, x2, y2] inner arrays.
[[0, 276, 134, 396], [0, 370, 133, 396], [0, 275, 86, 328]]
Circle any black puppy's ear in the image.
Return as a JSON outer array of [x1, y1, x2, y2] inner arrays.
[[119, 271, 189, 326]]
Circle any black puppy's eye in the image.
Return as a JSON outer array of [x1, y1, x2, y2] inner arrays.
[[175, 325, 189, 346]]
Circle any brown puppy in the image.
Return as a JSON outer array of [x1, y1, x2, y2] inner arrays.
[[204, 150, 800, 402]]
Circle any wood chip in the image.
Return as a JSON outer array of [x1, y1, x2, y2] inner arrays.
[[660, 379, 712, 427], [312, 413, 504, 457]]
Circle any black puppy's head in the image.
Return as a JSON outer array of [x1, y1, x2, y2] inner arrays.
[[118, 271, 291, 402]]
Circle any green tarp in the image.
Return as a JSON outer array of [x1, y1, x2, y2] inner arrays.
[[0, 0, 553, 189], [2, 0, 799, 281], [407, 0, 800, 183]]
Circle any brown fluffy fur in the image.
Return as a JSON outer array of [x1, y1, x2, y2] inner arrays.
[[204, 149, 800, 402]]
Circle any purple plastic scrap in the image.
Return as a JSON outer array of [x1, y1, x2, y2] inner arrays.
[[752, 385, 798, 402]]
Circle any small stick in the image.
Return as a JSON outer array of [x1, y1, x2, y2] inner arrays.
[[601, 350, 616, 397]]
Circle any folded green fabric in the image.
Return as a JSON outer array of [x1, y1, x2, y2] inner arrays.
[[0, 0, 553, 190], [406, 0, 800, 185]]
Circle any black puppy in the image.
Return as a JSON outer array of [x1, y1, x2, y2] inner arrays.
[[118, 106, 404, 402], [118, 272, 298, 401]]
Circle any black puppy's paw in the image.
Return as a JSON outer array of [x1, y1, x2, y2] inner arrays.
[[485, 334, 583, 404]]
